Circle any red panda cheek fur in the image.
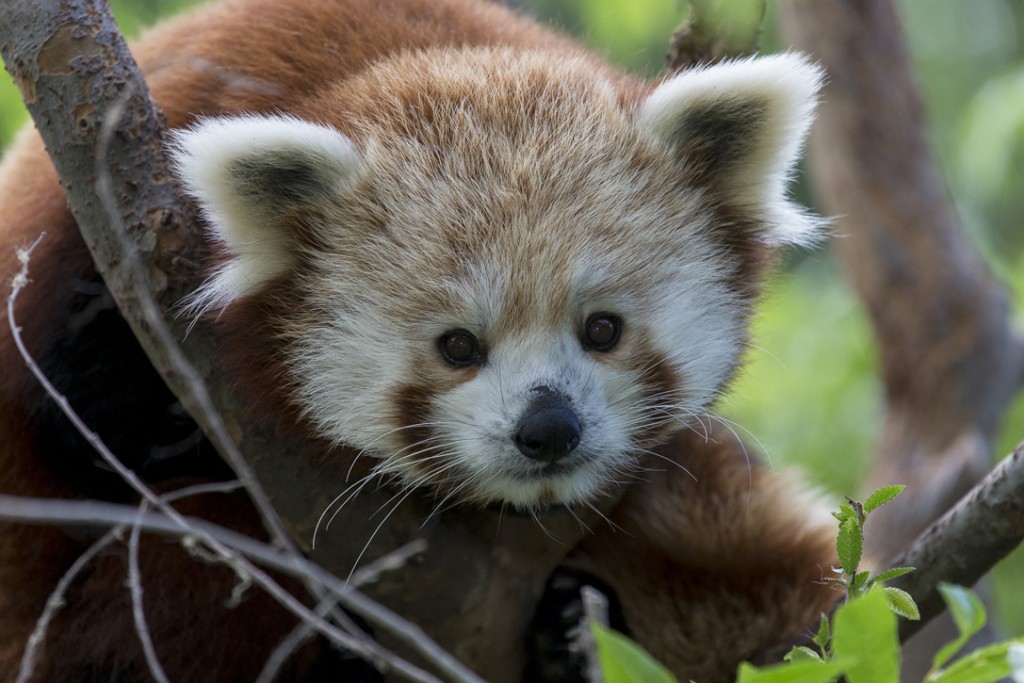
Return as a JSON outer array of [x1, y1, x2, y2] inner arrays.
[[0, 0, 838, 680]]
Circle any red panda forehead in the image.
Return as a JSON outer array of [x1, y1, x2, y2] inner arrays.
[[308, 46, 639, 152], [293, 47, 750, 320], [304, 165, 726, 331]]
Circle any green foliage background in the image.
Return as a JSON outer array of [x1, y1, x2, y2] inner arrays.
[[1, 0, 1022, 641]]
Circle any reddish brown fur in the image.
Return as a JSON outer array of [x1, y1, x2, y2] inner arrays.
[[0, 0, 837, 680], [623, 337, 686, 447], [0, 2, 570, 679], [568, 426, 839, 683], [392, 382, 444, 470]]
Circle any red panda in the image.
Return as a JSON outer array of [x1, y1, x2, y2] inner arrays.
[[0, 0, 839, 681]]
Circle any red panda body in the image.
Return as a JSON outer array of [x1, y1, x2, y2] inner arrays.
[[0, 0, 838, 681]]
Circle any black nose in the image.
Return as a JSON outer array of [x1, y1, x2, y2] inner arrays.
[[514, 389, 581, 463]]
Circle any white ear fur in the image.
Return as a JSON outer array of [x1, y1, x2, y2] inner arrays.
[[638, 52, 825, 245], [168, 115, 363, 315]]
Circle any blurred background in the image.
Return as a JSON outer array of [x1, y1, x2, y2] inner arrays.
[[2, 0, 1022, 639]]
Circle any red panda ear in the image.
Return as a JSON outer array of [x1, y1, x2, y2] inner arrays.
[[168, 115, 363, 315], [638, 52, 825, 246]]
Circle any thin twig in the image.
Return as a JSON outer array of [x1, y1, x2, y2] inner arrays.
[[256, 597, 336, 683], [14, 480, 242, 683], [128, 501, 171, 683], [7, 242, 481, 683], [161, 480, 246, 502], [15, 529, 119, 683], [95, 94, 296, 555], [258, 539, 428, 682], [351, 539, 429, 586]]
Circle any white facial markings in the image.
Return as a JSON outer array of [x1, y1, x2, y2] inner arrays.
[[179, 52, 824, 509], [430, 327, 634, 506], [279, 155, 751, 510], [401, 227, 747, 508]]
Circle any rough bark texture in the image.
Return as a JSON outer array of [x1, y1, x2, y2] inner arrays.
[[890, 441, 1024, 641], [0, 2, 610, 680], [0, 1, 199, 326], [780, 0, 1024, 674]]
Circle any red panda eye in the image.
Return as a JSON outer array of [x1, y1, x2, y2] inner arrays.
[[438, 330, 484, 367], [584, 314, 621, 352]]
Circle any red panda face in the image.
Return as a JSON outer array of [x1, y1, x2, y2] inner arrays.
[[171, 49, 822, 509]]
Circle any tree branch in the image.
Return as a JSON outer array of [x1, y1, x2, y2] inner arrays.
[[0, 492, 486, 683], [891, 441, 1024, 641], [779, 1, 1024, 670], [0, 0, 296, 556], [779, 0, 1024, 564], [14, 528, 119, 683]]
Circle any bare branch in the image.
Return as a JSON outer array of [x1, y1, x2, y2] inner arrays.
[[15, 529, 120, 683], [0, 494, 487, 683], [6, 242, 480, 683], [15, 479, 244, 683], [891, 441, 1024, 641], [128, 502, 171, 683], [256, 598, 337, 683], [255, 539, 429, 682], [351, 539, 430, 587]]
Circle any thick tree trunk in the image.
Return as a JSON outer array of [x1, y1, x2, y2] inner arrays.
[[780, 0, 1024, 675], [779, 0, 1023, 564]]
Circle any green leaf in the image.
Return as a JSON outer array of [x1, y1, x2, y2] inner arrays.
[[833, 504, 858, 523], [836, 517, 863, 576], [851, 571, 871, 593], [927, 638, 1024, 683], [811, 612, 831, 655], [863, 485, 906, 514], [590, 621, 677, 683], [932, 584, 988, 670], [785, 646, 824, 664], [832, 586, 900, 683], [883, 587, 921, 620], [871, 566, 916, 584], [736, 660, 844, 683]]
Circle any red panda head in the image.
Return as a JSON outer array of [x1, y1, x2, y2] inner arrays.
[[170, 50, 823, 509]]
